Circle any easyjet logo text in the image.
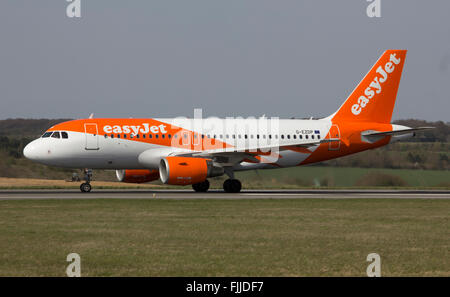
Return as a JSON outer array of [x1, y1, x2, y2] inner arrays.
[[351, 53, 401, 115], [103, 123, 167, 134]]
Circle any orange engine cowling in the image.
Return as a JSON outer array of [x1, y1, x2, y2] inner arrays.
[[116, 169, 160, 183], [159, 157, 224, 185]]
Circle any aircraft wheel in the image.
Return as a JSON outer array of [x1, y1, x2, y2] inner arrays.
[[80, 182, 92, 193], [192, 180, 210, 192], [223, 179, 241, 193]]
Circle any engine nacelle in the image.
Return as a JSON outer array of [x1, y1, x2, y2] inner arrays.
[[159, 157, 224, 185], [116, 169, 160, 183]]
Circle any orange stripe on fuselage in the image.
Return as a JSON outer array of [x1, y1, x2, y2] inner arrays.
[[48, 119, 233, 151]]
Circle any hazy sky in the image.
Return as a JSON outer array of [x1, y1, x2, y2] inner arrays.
[[0, 1, 449, 121]]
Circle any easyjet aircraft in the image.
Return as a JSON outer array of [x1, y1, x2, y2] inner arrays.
[[23, 50, 432, 193]]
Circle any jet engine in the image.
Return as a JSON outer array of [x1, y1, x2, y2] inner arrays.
[[159, 157, 224, 185], [115, 169, 160, 183]]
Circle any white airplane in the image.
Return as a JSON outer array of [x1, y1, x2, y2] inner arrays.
[[23, 50, 432, 193]]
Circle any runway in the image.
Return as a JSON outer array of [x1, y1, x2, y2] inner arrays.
[[0, 189, 449, 200]]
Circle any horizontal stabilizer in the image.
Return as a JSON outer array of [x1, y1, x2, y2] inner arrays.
[[362, 127, 434, 137]]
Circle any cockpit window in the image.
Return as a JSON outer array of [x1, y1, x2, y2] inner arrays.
[[51, 132, 60, 138], [42, 132, 52, 138], [61, 132, 68, 139]]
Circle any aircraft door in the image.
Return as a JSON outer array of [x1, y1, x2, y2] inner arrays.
[[328, 124, 340, 151], [84, 123, 99, 150]]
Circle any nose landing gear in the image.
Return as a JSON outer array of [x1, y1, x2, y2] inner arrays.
[[80, 182, 92, 193], [80, 169, 92, 193]]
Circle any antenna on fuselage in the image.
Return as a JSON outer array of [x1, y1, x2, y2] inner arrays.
[[88, 113, 94, 119]]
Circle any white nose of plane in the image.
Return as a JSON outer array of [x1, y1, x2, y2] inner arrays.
[[23, 140, 41, 161]]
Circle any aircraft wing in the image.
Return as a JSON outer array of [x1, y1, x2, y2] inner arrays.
[[171, 138, 339, 165]]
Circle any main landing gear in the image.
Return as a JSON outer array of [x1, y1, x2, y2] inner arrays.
[[192, 180, 210, 192], [191, 178, 242, 193], [80, 169, 92, 193], [222, 167, 242, 193], [191, 168, 242, 193], [223, 179, 242, 193]]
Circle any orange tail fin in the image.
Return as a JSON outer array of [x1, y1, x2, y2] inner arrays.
[[332, 50, 407, 123]]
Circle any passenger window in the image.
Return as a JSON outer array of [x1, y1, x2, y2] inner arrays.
[[312, 135, 315, 139], [117, 134, 121, 138], [136, 134, 140, 139], [156, 134, 159, 139], [281, 135, 284, 139], [287, 135, 290, 139], [61, 132, 68, 139], [124, 134, 127, 139], [317, 135, 320, 139], [293, 135, 297, 139], [149, 134, 152, 139], [110, 134, 114, 138], [305, 135, 309, 139], [51, 132, 60, 139]]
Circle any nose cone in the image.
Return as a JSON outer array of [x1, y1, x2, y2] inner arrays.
[[23, 140, 40, 161], [23, 139, 60, 166]]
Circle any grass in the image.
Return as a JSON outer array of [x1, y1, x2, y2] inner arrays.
[[0, 177, 164, 190], [1, 166, 449, 189], [233, 166, 450, 188], [0, 198, 448, 276]]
